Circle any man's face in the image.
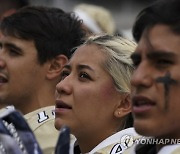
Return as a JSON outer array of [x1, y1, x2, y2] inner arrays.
[[0, 33, 48, 112], [131, 24, 180, 139]]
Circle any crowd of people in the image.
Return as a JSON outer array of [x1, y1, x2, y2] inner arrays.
[[0, 0, 179, 154]]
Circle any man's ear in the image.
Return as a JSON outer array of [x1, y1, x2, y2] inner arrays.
[[46, 55, 68, 80], [114, 94, 132, 118]]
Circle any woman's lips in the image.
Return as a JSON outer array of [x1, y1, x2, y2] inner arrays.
[[56, 100, 72, 109], [55, 100, 72, 114]]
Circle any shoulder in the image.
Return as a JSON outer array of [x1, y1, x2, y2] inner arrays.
[[123, 140, 180, 154], [172, 147, 180, 154], [0, 106, 15, 115], [159, 144, 180, 154], [89, 128, 141, 154], [24, 106, 59, 154], [24, 106, 55, 131]]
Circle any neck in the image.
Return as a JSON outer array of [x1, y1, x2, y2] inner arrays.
[[76, 128, 118, 153], [77, 135, 105, 153], [18, 94, 54, 115], [17, 86, 55, 115]]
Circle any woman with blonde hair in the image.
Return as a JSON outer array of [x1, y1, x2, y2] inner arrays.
[[55, 35, 138, 153]]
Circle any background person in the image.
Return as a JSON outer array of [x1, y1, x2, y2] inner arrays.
[[0, 6, 85, 154], [73, 3, 121, 37], [0, 0, 29, 22]]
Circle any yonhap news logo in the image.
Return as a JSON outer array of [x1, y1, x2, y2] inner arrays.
[[110, 135, 180, 154], [120, 134, 180, 148], [120, 135, 134, 149]]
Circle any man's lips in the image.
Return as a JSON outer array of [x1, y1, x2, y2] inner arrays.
[[132, 96, 156, 113], [55, 100, 72, 110], [132, 96, 156, 106]]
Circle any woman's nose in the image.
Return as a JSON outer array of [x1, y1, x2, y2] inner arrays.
[[56, 75, 72, 96]]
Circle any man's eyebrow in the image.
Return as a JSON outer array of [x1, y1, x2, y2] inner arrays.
[[147, 50, 176, 59]]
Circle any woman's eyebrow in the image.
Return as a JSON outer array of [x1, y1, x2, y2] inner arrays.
[[77, 64, 95, 72]]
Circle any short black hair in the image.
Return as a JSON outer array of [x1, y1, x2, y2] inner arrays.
[[0, 6, 85, 64], [133, 0, 180, 42]]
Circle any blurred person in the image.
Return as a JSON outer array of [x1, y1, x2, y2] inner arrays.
[[55, 35, 138, 153], [73, 3, 121, 37], [129, 0, 180, 153], [0, 0, 29, 38], [0, 0, 29, 22], [0, 6, 85, 154]]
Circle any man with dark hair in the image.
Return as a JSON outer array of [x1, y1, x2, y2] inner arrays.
[[0, 6, 85, 154], [0, 0, 29, 22], [129, 0, 180, 153]]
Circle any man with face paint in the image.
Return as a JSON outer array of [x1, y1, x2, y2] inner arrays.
[[127, 0, 180, 153]]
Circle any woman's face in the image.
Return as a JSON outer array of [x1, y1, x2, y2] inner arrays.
[[55, 44, 123, 138]]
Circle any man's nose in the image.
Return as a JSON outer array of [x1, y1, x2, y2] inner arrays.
[[131, 61, 153, 88]]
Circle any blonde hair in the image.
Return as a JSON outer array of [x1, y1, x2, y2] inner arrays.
[[84, 35, 136, 93], [73, 3, 116, 35]]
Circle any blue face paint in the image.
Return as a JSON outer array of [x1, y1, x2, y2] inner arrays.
[[156, 72, 177, 110]]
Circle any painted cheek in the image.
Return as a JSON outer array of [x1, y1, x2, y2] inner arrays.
[[156, 72, 178, 110]]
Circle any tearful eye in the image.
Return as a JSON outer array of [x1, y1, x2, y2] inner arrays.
[[79, 72, 91, 80]]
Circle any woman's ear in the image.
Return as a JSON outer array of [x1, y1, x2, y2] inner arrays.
[[46, 55, 68, 80], [114, 94, 132, 118]]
